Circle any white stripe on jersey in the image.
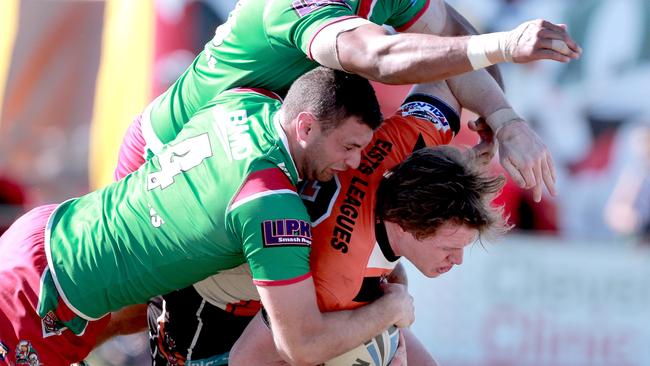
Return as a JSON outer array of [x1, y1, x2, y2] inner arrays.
[[367, 241, 400, 271], [228, 189, 298, 213]]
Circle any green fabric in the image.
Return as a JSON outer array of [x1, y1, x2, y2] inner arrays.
[[47, 91, 310, 320], [148, 0, 428, 144]]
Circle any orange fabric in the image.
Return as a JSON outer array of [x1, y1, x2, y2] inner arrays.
[[311, 113, 452, 311]]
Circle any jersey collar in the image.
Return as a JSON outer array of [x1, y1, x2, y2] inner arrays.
[[273, 112, 301, 182], [375, 220, 401, 262]]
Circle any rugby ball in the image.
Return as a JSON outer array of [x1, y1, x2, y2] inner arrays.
[[323, 326, 400, 366]]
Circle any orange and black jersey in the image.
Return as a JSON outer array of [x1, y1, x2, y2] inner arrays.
[[300, 93, 460, 311]]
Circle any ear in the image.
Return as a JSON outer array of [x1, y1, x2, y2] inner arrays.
[[295, 111, 316, 144]]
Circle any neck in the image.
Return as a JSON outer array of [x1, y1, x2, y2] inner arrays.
[[279, 113, 305, 179], [378, 220, 401, 260]]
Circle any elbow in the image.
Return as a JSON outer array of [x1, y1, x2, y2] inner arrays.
[[340, 45, 384, 82], [338, 31, 401, 83], [343, 51, 404, 84]]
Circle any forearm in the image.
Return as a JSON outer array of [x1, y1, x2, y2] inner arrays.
[[95, 304, 148, 346], [260, 280, 412, 366], [442, 2, 504, 89], [338, 26, 475, 84], [272, 297, 402, 365], [446, 69, 513, 124], [337, 18, 579, 85]]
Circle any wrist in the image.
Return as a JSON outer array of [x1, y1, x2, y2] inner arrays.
[[466, 32, 513, 70], [486, 108, 523, 136]]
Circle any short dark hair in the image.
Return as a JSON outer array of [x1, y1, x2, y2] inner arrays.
[[282, 67, 383, 132], [376, 146, 510, 240]]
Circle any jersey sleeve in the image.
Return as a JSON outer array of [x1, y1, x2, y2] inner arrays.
[[227, 164, 312, 286], [397, 92, 460, 139], [385, 0, 430, 31], [367, 93, 460, 169], [263, 0, 356, 57]]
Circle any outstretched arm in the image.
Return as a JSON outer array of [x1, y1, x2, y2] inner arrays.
[[447, 71, 556, 202], [404, 0, 504, 89], [407, 68, 556, 202], [333, 18, 580, 85]]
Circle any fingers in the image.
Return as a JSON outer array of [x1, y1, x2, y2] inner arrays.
[[542, 21, 582, 53], [471, 140, 496, 166], [535, 36, 576, 58], [547, 151, 557, 183], [469, 117, 490, 131], [512, 19, 582, 62], [542, 152, 557, 197], [504, 150, 557, 202], [532, 159, 543, 203], [497, 121, 558, 201], [501, 157, 526, 188], [532, 49, 572, 63], [550, 39, 571, 55], [540, 21, 581, 57], [468, 118, 494, 145], [468, 119, 479, 132]]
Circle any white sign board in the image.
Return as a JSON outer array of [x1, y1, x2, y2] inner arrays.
[[406, 235, 650, 366]]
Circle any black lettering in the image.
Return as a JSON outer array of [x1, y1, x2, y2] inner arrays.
[[330, 238, 349, 253], [367, 148, 385, 161], [333, 226, 352, 243], [375, 139, 393, 152], [350, 176, 368, 186], [343, 195, 362, 207], [336, 214, 355, 232], [329, 175, 368, 254], [347, 184, 365, 200], [340, 204, 358, 219], [358, 163, 373, 175]]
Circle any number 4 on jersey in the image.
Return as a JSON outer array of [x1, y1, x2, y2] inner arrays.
[[147, 134, 213, 190]]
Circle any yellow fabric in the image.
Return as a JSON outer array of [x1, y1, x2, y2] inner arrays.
[[89, 0, 154, 189], [0, 0, 20, 129]]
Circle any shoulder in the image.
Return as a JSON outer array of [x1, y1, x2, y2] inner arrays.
[[229, 163, 300, 213], [208, 88, 283, 110]]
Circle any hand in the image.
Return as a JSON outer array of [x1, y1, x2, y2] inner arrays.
[[467, 117, 496, 166], [504, 20, 582, 63], [390, 331, 408, 366], [380, 282, 415, 328], [386, 262, 408, 287], [496, 120, 556, 202]]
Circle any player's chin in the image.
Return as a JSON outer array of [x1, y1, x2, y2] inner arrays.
[[316, 169, 337, 182], [426, 265, 452, 277]]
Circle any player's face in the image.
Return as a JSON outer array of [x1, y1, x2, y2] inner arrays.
[[397, 223, 478, 278], [302, 116, 373, 181]]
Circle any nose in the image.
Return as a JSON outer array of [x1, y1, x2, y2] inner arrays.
[[344, 150, 362, 169], [449, 248, 464, 265]]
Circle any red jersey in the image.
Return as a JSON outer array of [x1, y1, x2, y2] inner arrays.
[[300, 94, 460, 311]]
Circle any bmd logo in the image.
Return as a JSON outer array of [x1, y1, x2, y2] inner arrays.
[[212, 108, 253, 161]]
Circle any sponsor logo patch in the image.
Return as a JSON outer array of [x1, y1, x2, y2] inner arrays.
[[262, 219, 312, 247], [0, 341, 8, 361], [41, 310, 65, 337], [15, 340, 39, 366], [292, 0, 351, 17], [399, 101, 450, 133]]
